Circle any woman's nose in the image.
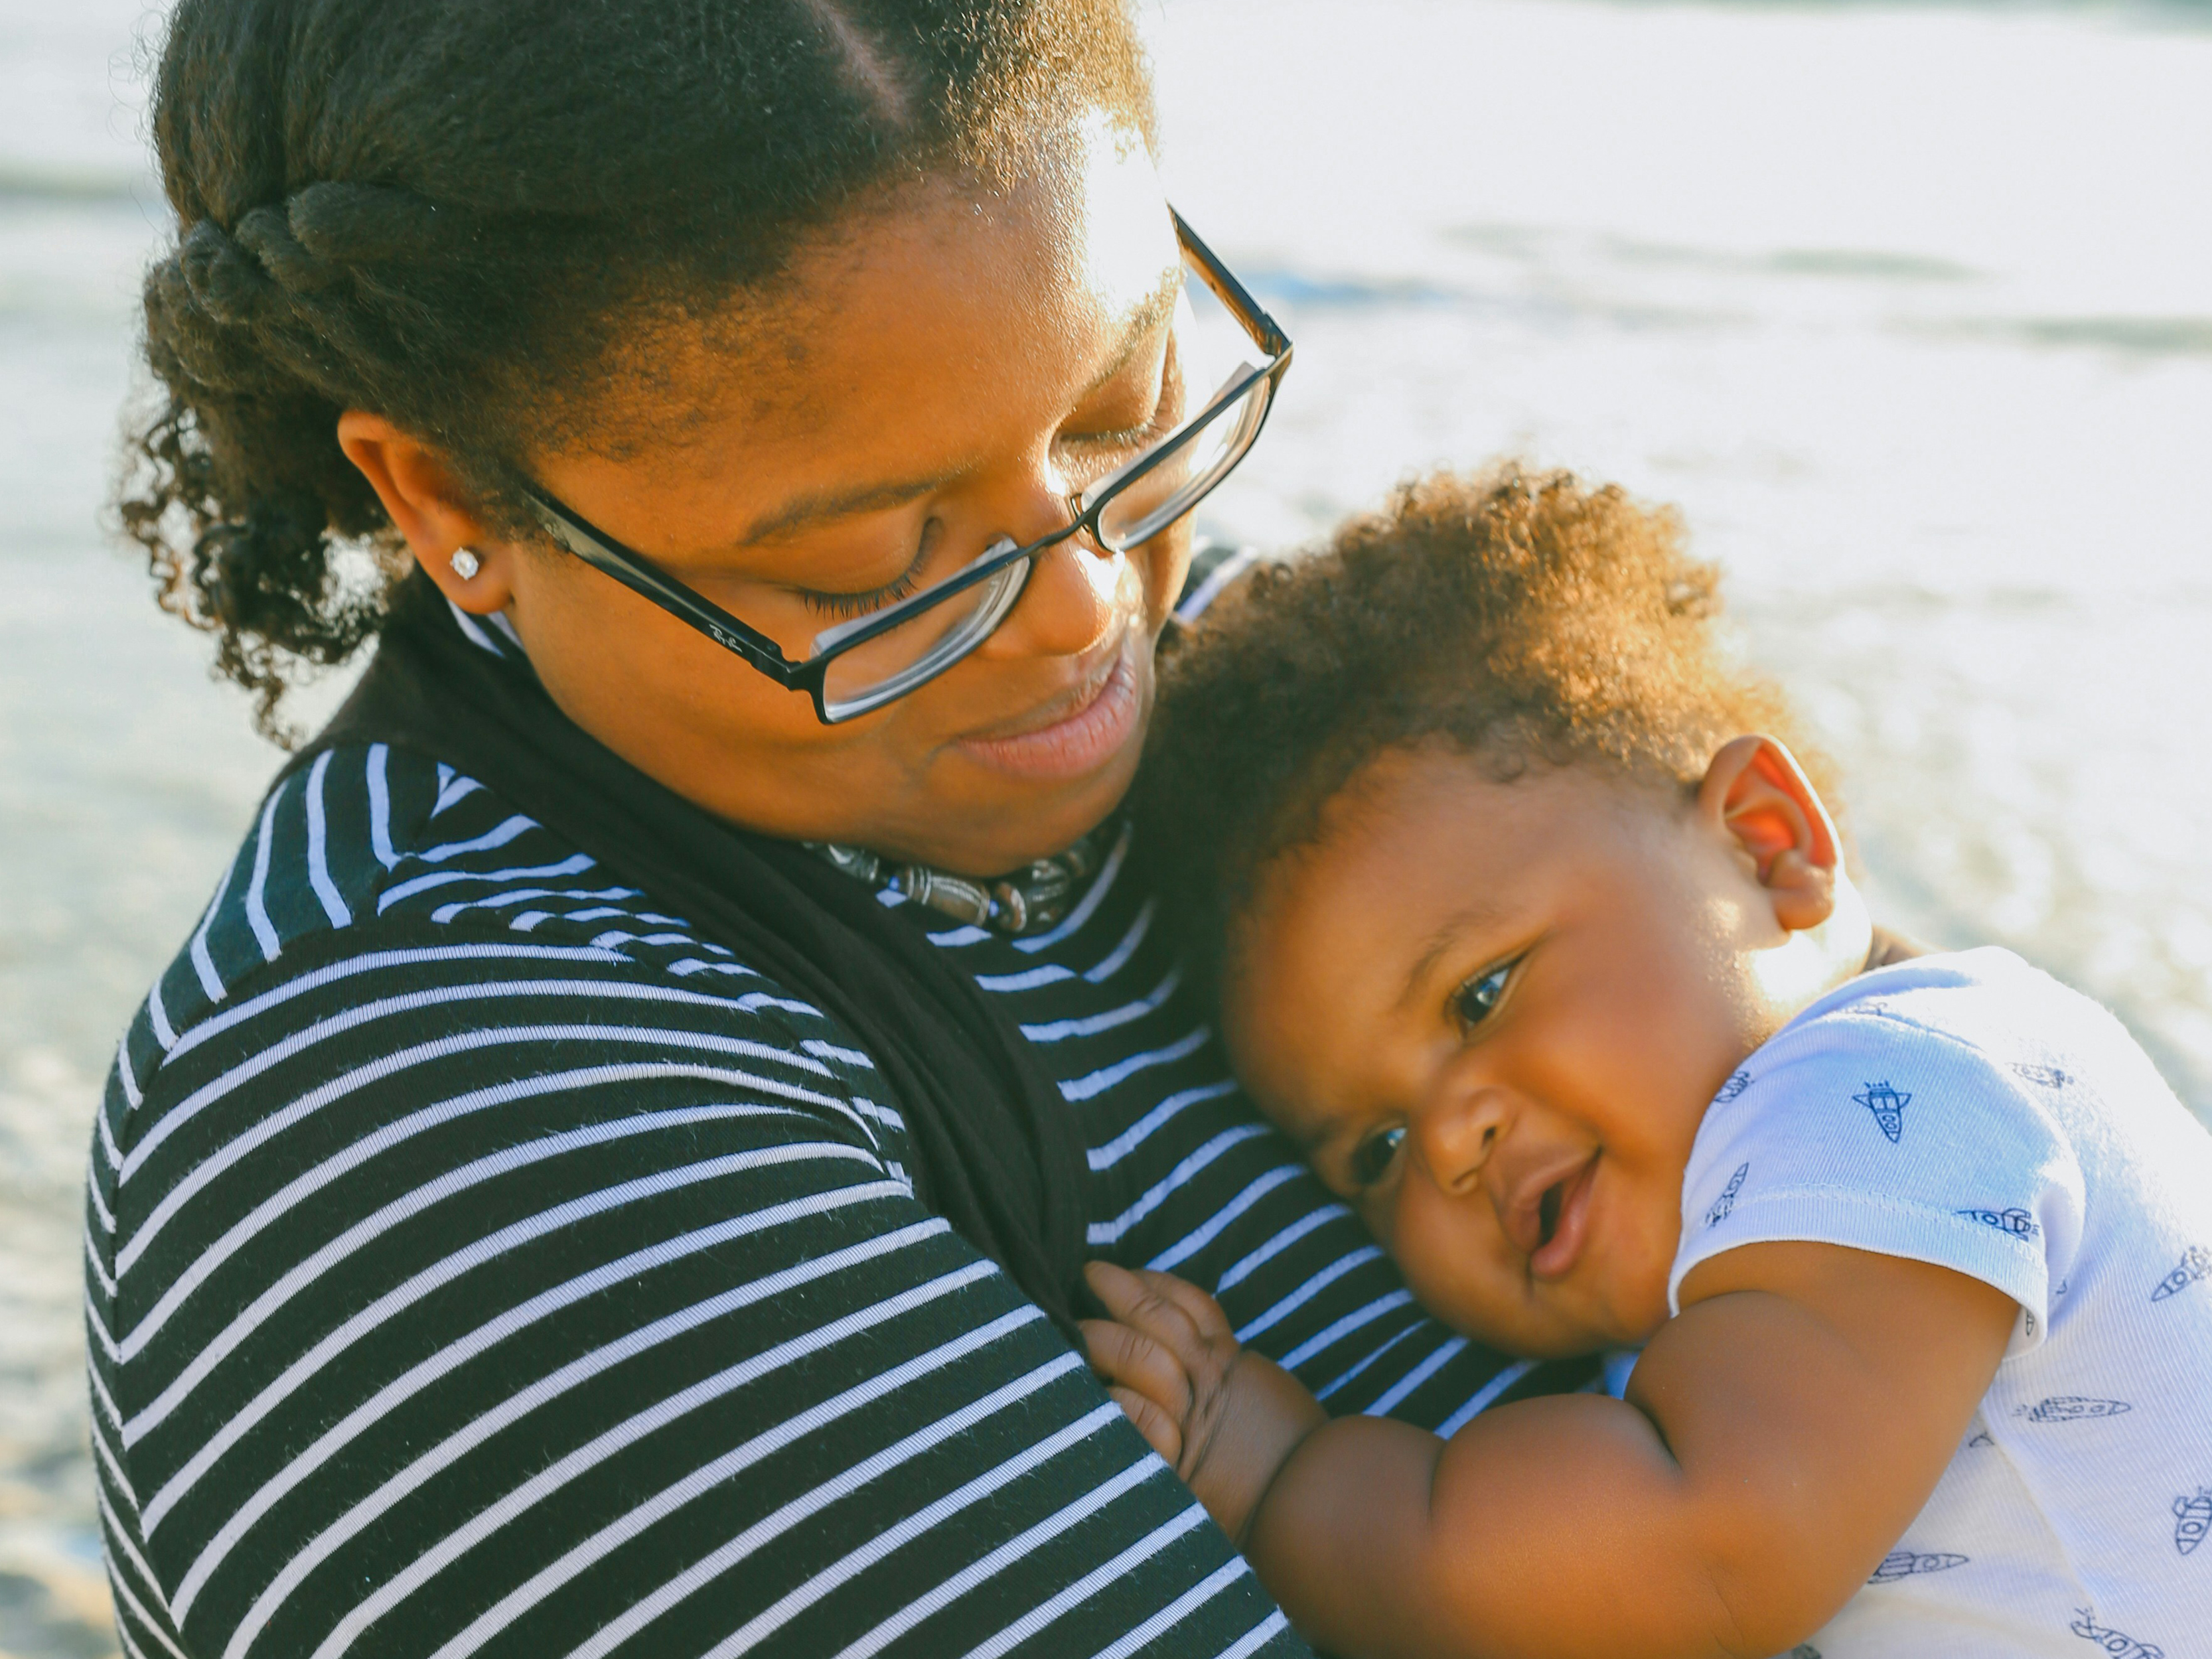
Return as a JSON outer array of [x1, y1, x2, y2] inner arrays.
[[976, 492, 1131, 660], [1410, 1086, 1514, 1197]]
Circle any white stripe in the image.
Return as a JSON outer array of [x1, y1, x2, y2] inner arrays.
[[122, 1037, 849, 1289], [1363, 1335, 1467, 1417], [928, 923, 992, 946], [1084, 1556, 1248, 1659], [378, 851, 596, 910], [427, 1322, 1066, 1659], [88, 1402, 133, 1503], [1236, 1248, 1384, 1343], [1173, 544, 1260, 622], [124, 978, 833, 1185], [853, 1099, 906, 1133], [1215, 1204, 1345, 1294], [94, 1091, 121, 1171], [1276, 1287, 1412, 1372], [964, 1505, 1215, 1659], [429, 885, 640, 923], [86, 1166, 115, 1234], [432, 770, 481, 816], [975, 963, 1074, 992], [419, 813, 538, 864], [124, 1110, 850, 1437], [188, 1212, 948, 1632], [84, 1291, 118, 1361], [304, 751, 352, 926], [1146, 1165, 1304, 1273], [244, 783, 285, 961], [86, 1345, 123, 1429], [1315, 1320, 1421, 1402], [1021, 967, 1181, 1043], [830, 1457, 1174, 1659], [1087, 1125, 1270, 1246], [1084, 899, 1155, 984], [145, 981, 177, 1052], [703, 1407, 1135, 1659], [1436, 1358, 1539, 1437], [106, 1555, 189, 1659], [485, 608, 524, 648], [1212, 1610, 1291, 1659], [187, 849, 240, 1003], [84, 1224, 117, 1298], [1061, 1025, 1211, 1104], [102, 1487, 186, 1651], [802, 1039, 873, 1068], [145, 1141, 880, 1524], [115, 1039, 142, 1108], [158, 943, 623, 1066], [1013, 819, 1132, 954], [366, 744, 398, 869]]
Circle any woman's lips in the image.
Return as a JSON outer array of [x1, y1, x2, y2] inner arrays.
[[1528, 1152, 1601, 1282], [953, 632, 1143, 782]]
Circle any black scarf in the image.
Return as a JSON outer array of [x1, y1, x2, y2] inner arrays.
[[291, 575, 1091, 1334]]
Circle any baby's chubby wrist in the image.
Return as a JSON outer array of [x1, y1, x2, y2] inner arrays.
[[1080, 1262, 1328, 1545]]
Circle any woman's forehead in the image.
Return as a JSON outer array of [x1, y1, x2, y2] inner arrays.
[[528, 132, 1179, 559]]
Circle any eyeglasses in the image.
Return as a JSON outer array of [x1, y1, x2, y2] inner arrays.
[[518, 210, 1292, 724]]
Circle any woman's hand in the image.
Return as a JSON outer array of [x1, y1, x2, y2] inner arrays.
[[1081, 1262, 1328, 1545]]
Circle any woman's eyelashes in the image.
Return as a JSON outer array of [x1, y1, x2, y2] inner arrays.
[[1452, 960, 1515, 1033], [795, 519, 940, 618], [1349, 1123, 1406, 1188]]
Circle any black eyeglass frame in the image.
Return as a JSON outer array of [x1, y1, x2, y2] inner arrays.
[[516, 209, 1293, 724]]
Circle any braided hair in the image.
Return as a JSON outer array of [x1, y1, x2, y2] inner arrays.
[[122, 0, 1155, 736]]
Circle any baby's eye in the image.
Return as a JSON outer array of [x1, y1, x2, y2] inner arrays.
[[1349, 1125, 1406, 1187], [1453, 962, 1513, 1032]]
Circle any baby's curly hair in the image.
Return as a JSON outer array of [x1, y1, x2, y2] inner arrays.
[[1138, 463, 1828, 998]]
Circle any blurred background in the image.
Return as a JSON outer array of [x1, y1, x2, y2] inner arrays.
[[2, 1, 2207, 1652]]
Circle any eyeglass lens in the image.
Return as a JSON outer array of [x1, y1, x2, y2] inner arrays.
[[814, 256, 1271, 717]]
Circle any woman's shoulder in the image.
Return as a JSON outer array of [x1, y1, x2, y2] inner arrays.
[[110, 741, 874, 1143]]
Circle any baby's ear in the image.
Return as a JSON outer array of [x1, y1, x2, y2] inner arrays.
[[1697, 735, 1842, 933]]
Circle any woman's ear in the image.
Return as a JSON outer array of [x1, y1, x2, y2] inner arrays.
[[1696, 735, 1844, 934], [336, 410, 518, 615]]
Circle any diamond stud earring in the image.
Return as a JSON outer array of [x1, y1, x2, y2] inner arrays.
[[449, 547, 482, 581]]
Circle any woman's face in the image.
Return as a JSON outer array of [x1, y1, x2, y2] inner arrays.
[[368, 116, 1191, 875]]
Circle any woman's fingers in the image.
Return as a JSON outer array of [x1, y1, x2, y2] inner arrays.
[[1080, 1318, 1193, 1421]]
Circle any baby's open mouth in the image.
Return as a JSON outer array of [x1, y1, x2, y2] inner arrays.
[[1528, 1151, 1601, 1281], [1538, 1181, 1565, 1248]]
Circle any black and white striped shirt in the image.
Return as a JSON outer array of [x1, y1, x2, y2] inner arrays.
[[88, 613, 1582, 1659]]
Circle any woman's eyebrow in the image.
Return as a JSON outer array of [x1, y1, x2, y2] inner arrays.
[[739, 468, 966, 545], [1074, 265, 1185, 402], [735, 263, 1180, 547]]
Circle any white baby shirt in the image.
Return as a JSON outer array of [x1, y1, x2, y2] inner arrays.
[[1670, 948, 2212, 1659]]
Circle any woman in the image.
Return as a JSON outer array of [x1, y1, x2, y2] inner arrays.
[[94, 4, 1587, 1655]]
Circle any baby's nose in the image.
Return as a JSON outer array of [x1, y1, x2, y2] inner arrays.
[[1412, 1087, 1511, 1194]]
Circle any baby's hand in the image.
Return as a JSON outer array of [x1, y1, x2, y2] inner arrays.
[[1081, 1261, 1327, 1544]]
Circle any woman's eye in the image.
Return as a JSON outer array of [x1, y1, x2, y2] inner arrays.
[[1349, 1125, 1406, 1187], [1453, 962, 1513, 1032], [797, 520, 939, 619]]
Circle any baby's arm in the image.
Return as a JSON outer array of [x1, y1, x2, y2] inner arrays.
[[1085, 1244, 2013, 1659]]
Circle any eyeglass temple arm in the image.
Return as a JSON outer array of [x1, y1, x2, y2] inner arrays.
[[524, 492, 808, 685], [1170, 208, 1291, 360]]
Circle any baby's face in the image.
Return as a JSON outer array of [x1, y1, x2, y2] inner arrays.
[[1222, 747, 1799, 1356]]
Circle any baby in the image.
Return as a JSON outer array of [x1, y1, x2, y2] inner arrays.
[[1090, 466, 2212, 1658]]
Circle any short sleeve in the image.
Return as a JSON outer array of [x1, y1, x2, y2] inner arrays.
[[1670, 998, 2087, 1356]]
